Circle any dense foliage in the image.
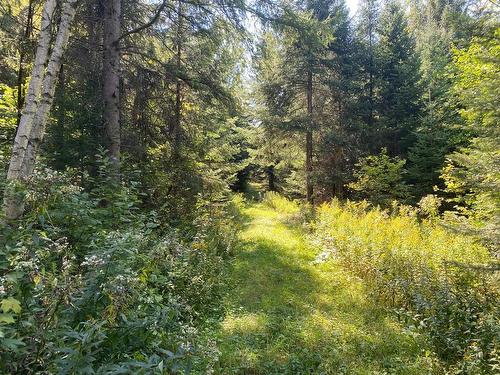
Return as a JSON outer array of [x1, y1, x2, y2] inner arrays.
[[0, 159, 244, 373], [262, 192, 499, 373], [0, 0, 499, 373], [313, 199, 499, 373]]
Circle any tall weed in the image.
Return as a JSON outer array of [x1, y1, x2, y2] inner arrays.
[[313, 199, 499, 373]]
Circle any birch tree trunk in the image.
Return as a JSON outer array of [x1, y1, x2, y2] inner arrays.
[[22, 0, 78, 178], [6, 0, 56, 182], [16, 0, 34, 126], [103, 0, 121, 178], [3, 0, 77, 221]]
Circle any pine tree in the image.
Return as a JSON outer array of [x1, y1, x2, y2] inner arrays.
[[357, 0, 379, 132], [406, 0, 476, 198], [254, 4, 333, 202], [315, 0, 361, 199]]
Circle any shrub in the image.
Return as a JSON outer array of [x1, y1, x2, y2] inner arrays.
[[418, 194, 442, 219], [348, 148, 412, 206], [0, 162, 237, 373]]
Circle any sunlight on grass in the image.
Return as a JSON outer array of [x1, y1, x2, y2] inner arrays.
[[214, 202, 439, 374], [223, 313, 268, 335], [262, 191, 300, 214]]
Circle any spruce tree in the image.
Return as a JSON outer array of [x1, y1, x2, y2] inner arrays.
[[375, 0, 421, 156]]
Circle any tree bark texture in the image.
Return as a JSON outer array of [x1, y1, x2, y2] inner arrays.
[[103, 0, 121, 177], [4, 0, 77, 221], [23, 0, 78, 177], [7, 0, 56, 183]]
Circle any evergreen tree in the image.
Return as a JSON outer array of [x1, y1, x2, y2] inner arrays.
[[254, 3, 333, 202], [375, 0, 421, 156], [356, 0, 380, 132], [315, 0, 361, 200], [406, 0, 470, 198]]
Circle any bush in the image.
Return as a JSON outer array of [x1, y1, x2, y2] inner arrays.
[[0, 162, 238, 373], [349, 148, 412, 206], [312, 199, 499, 372]]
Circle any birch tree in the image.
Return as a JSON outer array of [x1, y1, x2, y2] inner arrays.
[[3, 0, 77, 221]]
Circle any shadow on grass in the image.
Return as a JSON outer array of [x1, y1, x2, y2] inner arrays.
[[230, 237, 318, 311], [215, 207, 430, 375]]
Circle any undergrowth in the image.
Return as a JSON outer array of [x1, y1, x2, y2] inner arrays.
[[217, 197, 441, 374], [261, 192, 500, 373], [310, 198, 500, 374], [0, 159, 244, 374]]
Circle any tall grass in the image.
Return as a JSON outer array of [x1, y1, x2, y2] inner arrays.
[[313, 199, 499, 373], [262, 191, 300, 214]]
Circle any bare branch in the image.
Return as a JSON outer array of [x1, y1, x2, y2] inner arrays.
[[118, 0, 168, 41]]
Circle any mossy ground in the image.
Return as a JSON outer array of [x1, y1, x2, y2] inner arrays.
[[213, 202, 438, 374]]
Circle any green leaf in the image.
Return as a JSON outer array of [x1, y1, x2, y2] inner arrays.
[[1, 297, 22, 314], [1, 338, 25, 350], [5, 272, 22, 282], [0, 313, 15, 324]]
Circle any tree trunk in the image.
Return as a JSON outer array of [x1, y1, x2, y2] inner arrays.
[[306, 70, 313, 204], [103, 0, 121, 178], [22, 0, 77, 178], [172, 0, 183, 155], [4, 0, 77, 221], [4, 0, 56, 221], [132, 68, 148, 153], [16, 0, 34, 127], [267, 165, 276, 192], [7, 0, 56, 182]]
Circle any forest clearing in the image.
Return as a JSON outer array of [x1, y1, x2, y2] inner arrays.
[[0, 0, 499, 373]]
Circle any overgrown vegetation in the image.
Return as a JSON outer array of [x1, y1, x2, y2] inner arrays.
[[0, 159, 243, 373], [262, 192, 499, 373], [1, 0, 499, 373], [216, 196, 437, 374], [313, 199, 499, 373]]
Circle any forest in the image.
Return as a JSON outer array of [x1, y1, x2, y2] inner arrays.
[[0, 0, 499, 373]]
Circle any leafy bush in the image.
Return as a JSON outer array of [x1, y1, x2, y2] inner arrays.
[[417, 194, 442, 219], [349, 148, 411, 206], [313, 199, 499, 372], [0, 161, 240, 373], [439, 29, 500, 253]]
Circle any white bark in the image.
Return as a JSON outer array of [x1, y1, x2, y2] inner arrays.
[[6, 0, 56, 181], [22, 0, 78, 177], [4, 0, 77, 221]]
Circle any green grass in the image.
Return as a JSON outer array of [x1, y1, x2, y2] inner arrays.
[[213, 202, 439, 374]]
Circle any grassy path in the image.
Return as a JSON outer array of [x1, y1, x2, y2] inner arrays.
[[214, 203, 432, 374]]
